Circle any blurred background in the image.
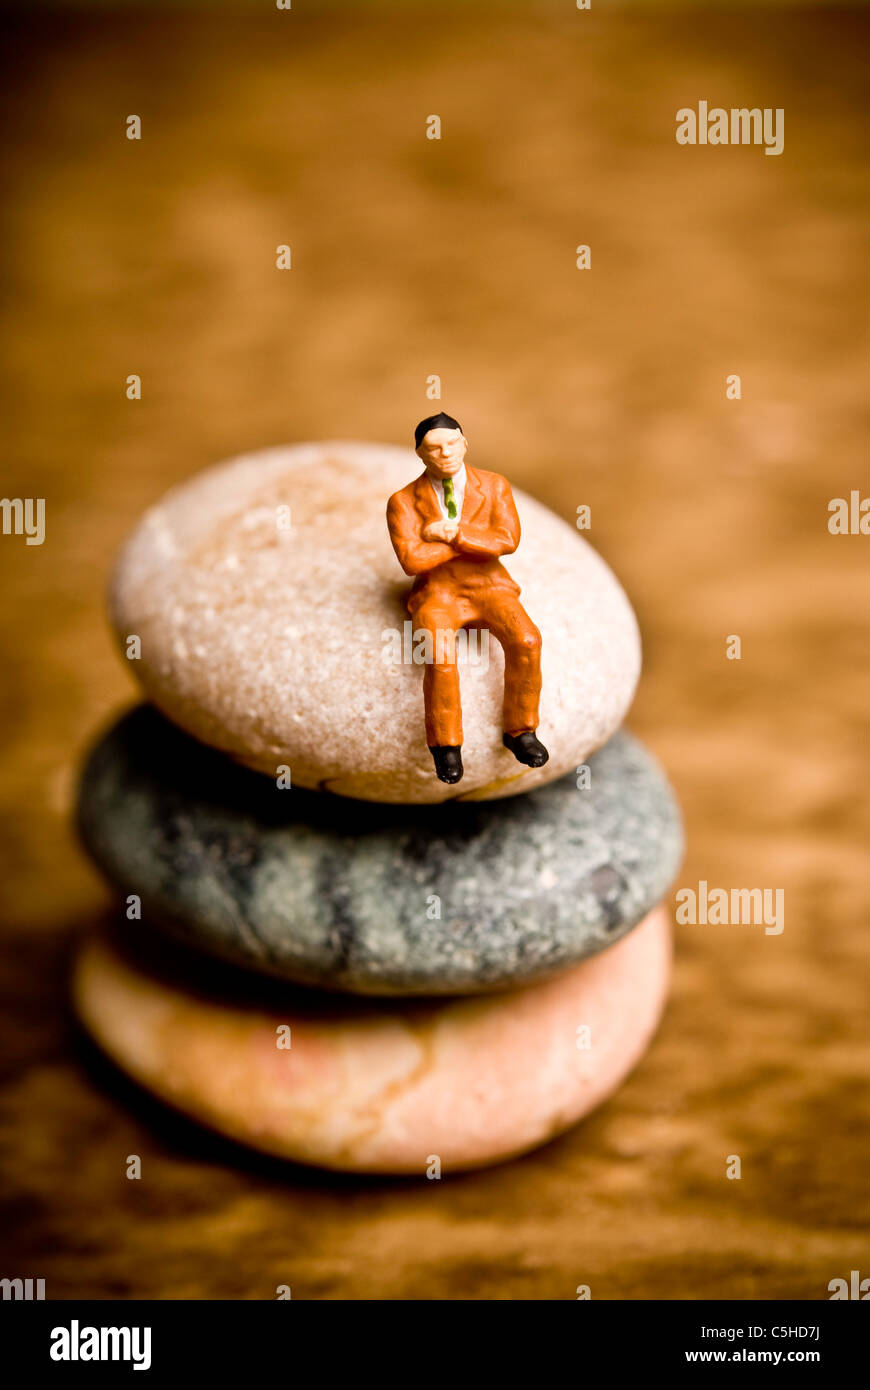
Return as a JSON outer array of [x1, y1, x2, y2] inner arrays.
[[1, 0, 868, 1298]]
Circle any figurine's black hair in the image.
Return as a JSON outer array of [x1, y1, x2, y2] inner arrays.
[[414, 413, 462, 448]]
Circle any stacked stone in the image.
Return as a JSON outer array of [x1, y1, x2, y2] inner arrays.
[[74, 442, 683, 1174]]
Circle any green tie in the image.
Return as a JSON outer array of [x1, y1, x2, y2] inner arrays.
[[442, 477, 458, 519]]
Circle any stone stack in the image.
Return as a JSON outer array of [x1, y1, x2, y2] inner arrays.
[[73, 442, 683, 1174]]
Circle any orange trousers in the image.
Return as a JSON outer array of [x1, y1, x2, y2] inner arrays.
[[414, 588, 542, 748]]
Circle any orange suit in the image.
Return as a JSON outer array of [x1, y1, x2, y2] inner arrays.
[[387, 466, 542, 748]]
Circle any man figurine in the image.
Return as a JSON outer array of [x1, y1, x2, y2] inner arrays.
[[387, 413, 549, 785]]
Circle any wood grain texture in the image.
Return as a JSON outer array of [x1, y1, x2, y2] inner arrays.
[[1, 3, 868, 1300]]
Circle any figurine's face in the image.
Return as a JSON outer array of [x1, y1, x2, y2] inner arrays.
[[416, 427, 467, 478]]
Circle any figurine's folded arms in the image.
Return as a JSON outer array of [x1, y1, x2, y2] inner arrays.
[[386, 493, 457, 575], [455, 476, 521, 559]]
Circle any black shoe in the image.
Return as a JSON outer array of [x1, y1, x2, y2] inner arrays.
[[503, 731, 549, 767], [430, 745, 464, 784]]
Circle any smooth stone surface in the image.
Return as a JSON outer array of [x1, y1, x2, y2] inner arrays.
[[78, 706, 683, 996], [110, 442, 641, 803], [73, 905, 671, 1174]]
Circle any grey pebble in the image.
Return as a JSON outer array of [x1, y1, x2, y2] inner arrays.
[[77, 705, 683, 996]]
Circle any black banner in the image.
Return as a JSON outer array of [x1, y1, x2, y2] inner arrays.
[[1, 1299, 863, 1375]]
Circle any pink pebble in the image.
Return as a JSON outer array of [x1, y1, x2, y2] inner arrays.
[[74, 906, 671, 1174]]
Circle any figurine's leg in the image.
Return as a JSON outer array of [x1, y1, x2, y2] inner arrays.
[[485, 596, 549, 768], [485, 596, 542, 733], [415, 602, 464, 778]]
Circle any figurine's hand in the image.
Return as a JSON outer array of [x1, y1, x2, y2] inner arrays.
[[422, 519, 459, 544]]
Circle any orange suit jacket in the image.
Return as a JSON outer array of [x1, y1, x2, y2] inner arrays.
[[386, 466, 523, 616]]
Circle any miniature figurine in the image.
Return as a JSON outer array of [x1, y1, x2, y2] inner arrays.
[[387, 413, 549, 784]]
